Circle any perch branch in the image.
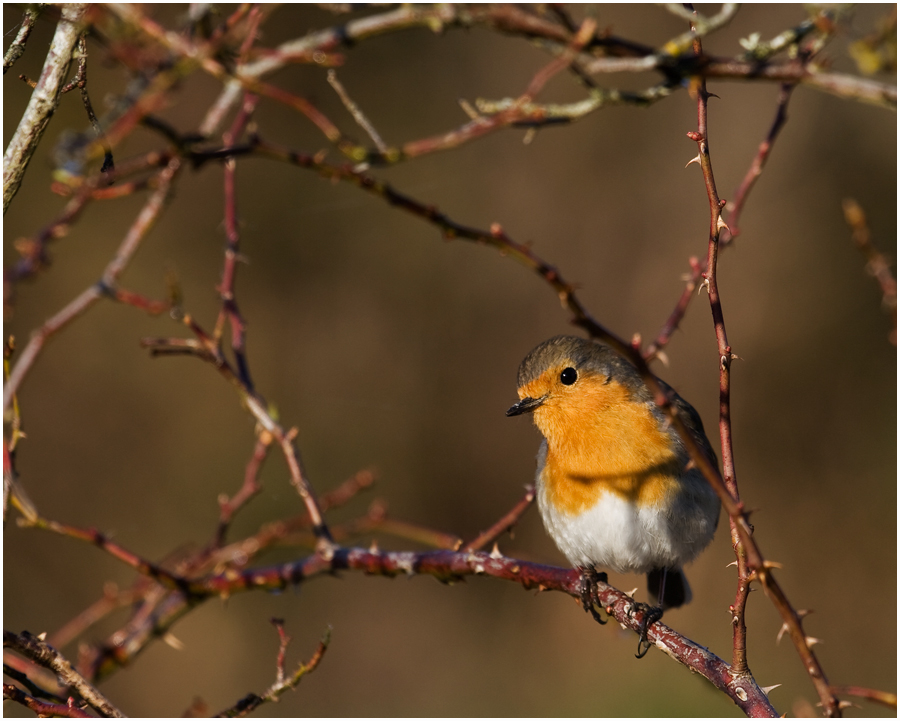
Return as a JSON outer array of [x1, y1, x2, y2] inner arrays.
[[190, 548, 777, 717]]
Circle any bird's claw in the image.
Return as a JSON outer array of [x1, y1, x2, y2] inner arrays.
[[579, 568, 608, 625], [631, 602, 663, 658]]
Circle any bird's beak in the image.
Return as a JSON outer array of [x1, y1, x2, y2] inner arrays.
[[506, 395, 547, 417]]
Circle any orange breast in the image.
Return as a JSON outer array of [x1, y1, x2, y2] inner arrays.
[[536, 379, 683, 516]]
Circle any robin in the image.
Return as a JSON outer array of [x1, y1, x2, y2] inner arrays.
[[506, 335, 720, 657]]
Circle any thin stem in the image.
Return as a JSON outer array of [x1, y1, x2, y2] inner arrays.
[[213, 625, 331, 718], [215, 433, 273, 548], [216, 92, 260, 390], [3, 684, 92, 719], [724, 83, 795, 243], [3, 5, 46, 74], [644, 81, 796, 363], [462, 486, 535, 552], [684, 10, 749, 678]]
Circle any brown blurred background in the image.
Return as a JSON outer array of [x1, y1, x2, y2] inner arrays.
[[4, 4, 896, 717]]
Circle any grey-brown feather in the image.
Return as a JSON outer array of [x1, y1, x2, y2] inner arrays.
[[516, 336, 717, 465]]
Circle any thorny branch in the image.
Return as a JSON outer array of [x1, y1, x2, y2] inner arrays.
[[4, 4, 895, 718], [213, 622, 331, 718], [643, 80, 795, 363], [12, 491, 776, 716], [685, 7, 839, 716], [2, 684, 92, 719], [3, 630, 124, 718]]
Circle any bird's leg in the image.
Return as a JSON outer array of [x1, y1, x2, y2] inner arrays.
[[579, 567, 607, 625], [633, 568, 667, 658]]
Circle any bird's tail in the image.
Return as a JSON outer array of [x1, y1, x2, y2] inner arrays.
[[647, 567, 692, 609]]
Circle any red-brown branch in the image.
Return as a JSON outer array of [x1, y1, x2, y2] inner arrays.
[[214, 433, 273, 548], [687, 12, 839, 716], [192, 548, 777, 717], [215, 92, 260, 391], [3, 684, 92, 719], [4, 631, 123, 718], [462, 485, 535, 552], [644, 81, 795, 363], [141, 317, 335, 551]]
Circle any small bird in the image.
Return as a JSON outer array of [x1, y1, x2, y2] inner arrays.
[[507, 336, 720, 656]]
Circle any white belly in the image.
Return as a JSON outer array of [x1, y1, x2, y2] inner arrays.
[[534, 441, 716, 574]]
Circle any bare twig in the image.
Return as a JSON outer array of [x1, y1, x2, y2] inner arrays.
[[4, 150, 175, 302], [702, 59, 896, 110], [644, 80, 796, 363], [214, 624, 331, 718], [462, 485, 535, 552], [48, 584, 138, 651], [18, 513, 194, 594], [327, 70, 389, 153], [723, 83, 795, 243], [3, 684, 92, 719], [643, 257, 704, 363], [215, 92, 260, 391], [3, 662, 66, 704], [215, 433, 274, 548], [3, 5, 46, 74], [3, 157, 182, 412], [4, 630, 124, 717], [3, 4, 87, 214], [684, 9, 749, 678], [141, 315, 335, 551]]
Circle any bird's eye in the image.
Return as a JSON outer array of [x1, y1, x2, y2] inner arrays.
[[560, 367, 577, 385]]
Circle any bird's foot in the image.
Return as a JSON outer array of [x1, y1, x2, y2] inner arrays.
[[630, 602, 664, 658], [579, 568, 608, 625]]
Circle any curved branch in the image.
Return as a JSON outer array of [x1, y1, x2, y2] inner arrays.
[[190, 547, 778, 717]]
